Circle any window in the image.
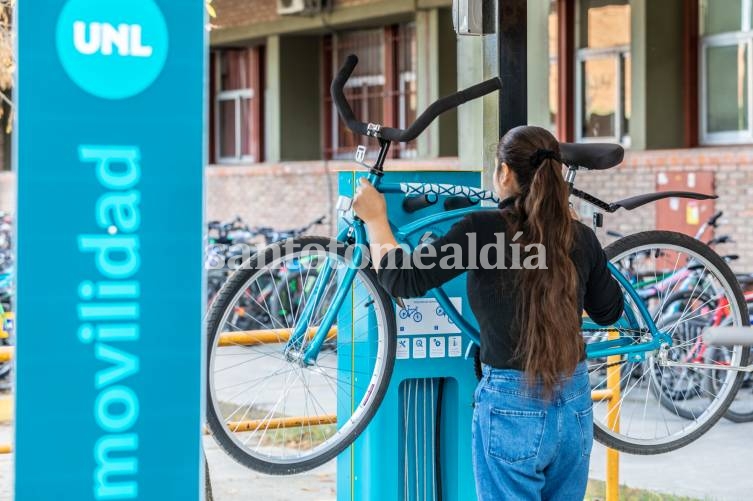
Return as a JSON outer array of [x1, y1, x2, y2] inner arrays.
[[700, 0, 753, 144], [576, 0, 631, 144], [213, 48, 263, 164], [323, 24, 417, 159]]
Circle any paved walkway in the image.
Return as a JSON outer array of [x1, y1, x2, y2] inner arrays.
[[590, 419, 753, 501], [2, 419, 751, 500]]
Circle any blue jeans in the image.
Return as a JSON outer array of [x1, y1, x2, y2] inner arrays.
[[472, 362, 593, 500]]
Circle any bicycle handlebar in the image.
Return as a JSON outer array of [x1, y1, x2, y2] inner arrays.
[[331, 54, 502, 143]]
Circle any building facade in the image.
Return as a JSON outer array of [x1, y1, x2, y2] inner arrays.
[[0, 1, 749, 268], [202, 0, 753, 271]]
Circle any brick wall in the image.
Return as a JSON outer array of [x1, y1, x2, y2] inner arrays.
[[574, 146, 753, 272], [1, 147, 752, 270], [207, 161, 338, 236], [213, 0, 278, 28], [0, 172, 12, 214], [205, 157, 460, 235], [211, 148, 753, 272], [213, 0, 384, 30]]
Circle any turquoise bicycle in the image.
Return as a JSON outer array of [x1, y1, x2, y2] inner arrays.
[[205, 55, 750, 474]]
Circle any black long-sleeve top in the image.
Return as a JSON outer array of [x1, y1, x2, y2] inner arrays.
[[377, 198, 624, 370]]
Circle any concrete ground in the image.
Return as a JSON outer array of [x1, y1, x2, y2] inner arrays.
[[1, 411, 752, 500]]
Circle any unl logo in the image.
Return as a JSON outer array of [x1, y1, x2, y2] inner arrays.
[[56, 0, 169, 99], [73, 22, 153, 57]]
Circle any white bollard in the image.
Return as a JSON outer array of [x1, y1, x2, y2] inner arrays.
[[704, 327, 753, 346]]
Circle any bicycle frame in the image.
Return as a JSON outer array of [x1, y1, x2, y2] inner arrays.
[[289, 141, 669, 365]]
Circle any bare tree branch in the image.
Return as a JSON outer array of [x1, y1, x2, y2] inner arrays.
[[0, 1, 14, 94]]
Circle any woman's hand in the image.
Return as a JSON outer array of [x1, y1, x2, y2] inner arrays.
[[353, 178, 387, 224]]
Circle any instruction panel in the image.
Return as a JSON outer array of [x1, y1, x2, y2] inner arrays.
[[396, 297, 462, 335]]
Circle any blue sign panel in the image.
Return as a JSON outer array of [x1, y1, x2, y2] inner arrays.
[[16, 1, 205, 499]]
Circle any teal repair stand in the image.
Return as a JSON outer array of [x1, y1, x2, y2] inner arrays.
[[337, 170, 481, 501]]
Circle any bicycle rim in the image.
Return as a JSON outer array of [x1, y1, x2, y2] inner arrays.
[[591, 232, 748, 454]]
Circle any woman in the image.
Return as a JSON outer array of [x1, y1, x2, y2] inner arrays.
[[352, 125, 624, 500]]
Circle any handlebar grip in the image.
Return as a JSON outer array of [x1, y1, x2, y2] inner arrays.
[[381, 77, 502, 142], [331, 55, 369, 137], [402, 194, 438, 213]]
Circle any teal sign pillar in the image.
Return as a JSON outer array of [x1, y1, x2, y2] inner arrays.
[[15, 1, 205, 499]]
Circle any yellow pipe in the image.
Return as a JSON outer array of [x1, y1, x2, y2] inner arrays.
[[590, 389, 614, 401], [0, 443, 10, 454], [225, 414, 337, 433], [0, 346, 12, 363], [218, 327, 337, 347], [202, 414, 337, 435], [605, 330, 621, 501]]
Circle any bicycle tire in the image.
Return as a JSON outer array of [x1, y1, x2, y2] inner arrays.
[[205, 236, 396, 474], [594, 231, 749, 455]]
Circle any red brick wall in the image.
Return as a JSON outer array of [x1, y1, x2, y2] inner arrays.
[[204, 147, 753, 272], [205, 157, 459, 236], [574, 146, 753, 272], [213, 0, 278, 28], [1, 148, 751, 270], [213, 0, 387, 30]]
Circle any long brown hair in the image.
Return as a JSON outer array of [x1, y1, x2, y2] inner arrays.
[[497, 125, 582, 395]]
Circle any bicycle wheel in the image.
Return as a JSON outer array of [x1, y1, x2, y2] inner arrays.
[[206, 236, 396, 474], [589, 231, 749, 455]]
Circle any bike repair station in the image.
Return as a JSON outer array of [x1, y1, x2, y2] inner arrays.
[[338, 2, 550, 500]]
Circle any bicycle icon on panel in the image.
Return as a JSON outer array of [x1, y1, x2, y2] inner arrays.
[[435, 306, 455, 324], [399, 305, 423, 323]]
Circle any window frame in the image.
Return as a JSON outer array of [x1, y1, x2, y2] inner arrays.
[[575, 44, 631, 145], [211, 48, 263, 165], [699, 30, 753, 145], [215, 88, 256, 164]]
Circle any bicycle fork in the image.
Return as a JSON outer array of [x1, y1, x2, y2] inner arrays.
[[284, 221, 368, 366]]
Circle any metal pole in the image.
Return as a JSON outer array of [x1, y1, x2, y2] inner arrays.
[[497, 0, 528, 137]]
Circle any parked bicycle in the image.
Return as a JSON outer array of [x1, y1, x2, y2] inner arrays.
[[0, 212, 13, 389], [205, 55, 749, 474], [205, 215, 327, 307]]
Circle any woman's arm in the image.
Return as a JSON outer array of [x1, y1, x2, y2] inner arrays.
[[352, 177, 398, 272], [352, 177, 474, 298], [584, 235, 624, 325]]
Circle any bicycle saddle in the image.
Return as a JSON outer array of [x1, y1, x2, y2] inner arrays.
[[560, 143, 624, 170]]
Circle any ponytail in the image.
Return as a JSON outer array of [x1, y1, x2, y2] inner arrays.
[[497, 127, 582, 396]]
